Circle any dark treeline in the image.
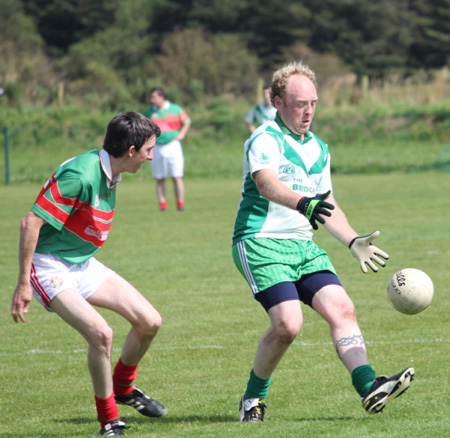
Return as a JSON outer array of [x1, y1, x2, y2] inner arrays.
[[1, 0, 449, 108]]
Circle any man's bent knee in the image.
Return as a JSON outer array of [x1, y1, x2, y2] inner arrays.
[[88, 323, 113, 353], [273, 318, 302, 344], [133, 311, 162, 338], [335, 298, 357, 322]]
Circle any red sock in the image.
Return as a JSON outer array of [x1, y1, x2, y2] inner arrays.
[[177, 201, 184, 209], [159, 201, 167, 210], [95, 392, 120, 426], [113, 358, 138, 396]]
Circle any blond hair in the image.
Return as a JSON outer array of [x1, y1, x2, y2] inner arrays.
[[270, 61, 317, 104]]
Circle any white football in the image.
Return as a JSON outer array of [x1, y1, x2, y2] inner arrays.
[[387, 268, 434, 315]]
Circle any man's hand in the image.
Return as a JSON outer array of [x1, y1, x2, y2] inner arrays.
[[349, 231, 389, 273], [297, 190, 335, 230], [11, 283, 33, 323]]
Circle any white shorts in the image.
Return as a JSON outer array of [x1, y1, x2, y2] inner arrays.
[[31, 253, 112, 311], [150, 140, 184, 178]]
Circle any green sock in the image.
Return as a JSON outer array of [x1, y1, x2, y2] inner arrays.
[[244, 369, 272, 401], [352, 365, 376, 397]]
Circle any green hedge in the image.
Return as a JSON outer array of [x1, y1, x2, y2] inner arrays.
[[1, 101, 449, 185]]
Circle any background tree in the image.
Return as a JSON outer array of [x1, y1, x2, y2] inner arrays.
[[408, 0, 450, 70], [0, 0, 58, 105], [308, 0, 415, 81], [22, 0, 116, 56], [1, 0, 449, 107], [58, 0, 160, 107], [144, 28, 259, 99], [237, 0, 311, 73]]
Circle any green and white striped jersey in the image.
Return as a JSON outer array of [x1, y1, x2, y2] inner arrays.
[[233, 115, 332, 244], [244, 102, 277, 126]]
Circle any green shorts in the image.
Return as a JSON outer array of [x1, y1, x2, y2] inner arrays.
[[232, 238, 337, 295]]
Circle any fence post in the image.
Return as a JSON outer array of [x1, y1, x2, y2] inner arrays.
[[3, 127, 10, 185]]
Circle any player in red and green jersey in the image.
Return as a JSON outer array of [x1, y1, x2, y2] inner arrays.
[[11, 112, 168, 436], [31, 149, 117, 264], [143, 87, 191, 211]]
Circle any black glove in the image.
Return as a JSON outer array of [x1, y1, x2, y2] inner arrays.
[[296, 190, 335, 230]]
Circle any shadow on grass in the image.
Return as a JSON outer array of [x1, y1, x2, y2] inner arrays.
[[0, 413, 367, 437], [61, 412, 362, 425], [59, 414, 238, 425]]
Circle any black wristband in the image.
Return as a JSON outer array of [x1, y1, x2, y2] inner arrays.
[[348, 236, 359, 249]]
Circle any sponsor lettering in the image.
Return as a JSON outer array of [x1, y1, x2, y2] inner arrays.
[[292, 184, 315, 194], [84, 225, 109, 241]]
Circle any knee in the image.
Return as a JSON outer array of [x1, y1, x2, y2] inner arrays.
[[274, 318, 302, 345], [335, 297, 357, 323], [134, 310, 162, 338], [89, 323, 113, 353]]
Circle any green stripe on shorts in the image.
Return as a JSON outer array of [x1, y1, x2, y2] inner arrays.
[[232, 238, 336, 295]]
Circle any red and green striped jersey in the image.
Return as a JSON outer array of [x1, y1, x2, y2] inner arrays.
[[143, 101, 189, 144], [31, 149, 119, 264]]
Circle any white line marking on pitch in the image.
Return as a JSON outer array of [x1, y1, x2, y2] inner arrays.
[[0, 338, 448, 357]]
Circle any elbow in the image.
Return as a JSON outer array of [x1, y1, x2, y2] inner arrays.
[[253, 172, 272, 199], [21, 211, 44, 232], [20, 214, 32, 232], [255, 180, 268, 199]]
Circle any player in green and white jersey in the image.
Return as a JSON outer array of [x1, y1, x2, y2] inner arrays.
[[232, 62, 414, 422], [244, 84, 277, 133], [233, 117, 332, 244], [11, 112, 168, 436]]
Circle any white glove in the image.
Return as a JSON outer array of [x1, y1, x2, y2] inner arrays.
[[349, 231, 389, 274]]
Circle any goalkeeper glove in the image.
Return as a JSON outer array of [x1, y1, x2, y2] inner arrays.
[[297, 190, 335, 230], [349, 231, 389, 273]]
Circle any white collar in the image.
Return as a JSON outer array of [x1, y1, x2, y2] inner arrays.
[[99, 149, 122, 188]]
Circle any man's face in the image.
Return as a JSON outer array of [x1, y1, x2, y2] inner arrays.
[[150, 91, 165, 108], [128, 136, 155, 173], [274, 75, 318, 138]]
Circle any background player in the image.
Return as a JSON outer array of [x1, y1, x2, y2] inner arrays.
[[244, 83, 277, 133], [143, 87, 191, 211]]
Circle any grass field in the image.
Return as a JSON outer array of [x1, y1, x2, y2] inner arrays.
[[1, 171, 449, 437]]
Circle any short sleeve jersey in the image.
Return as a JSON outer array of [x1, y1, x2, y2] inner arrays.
[[244, 103, 277, 126], [232, 115, 332, 244], [31, 149, 119, 264], [143, 101, 190, 145]]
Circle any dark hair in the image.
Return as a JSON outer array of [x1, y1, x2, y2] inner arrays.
[[150, 87, 166, 99], [103, 111, 161, 158]]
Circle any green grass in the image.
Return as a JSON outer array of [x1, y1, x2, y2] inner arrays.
[[1, 172, 449, 437]]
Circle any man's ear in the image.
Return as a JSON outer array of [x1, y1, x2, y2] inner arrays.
[[273, 95, 282, 110], [128, 145, 136, 157]]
